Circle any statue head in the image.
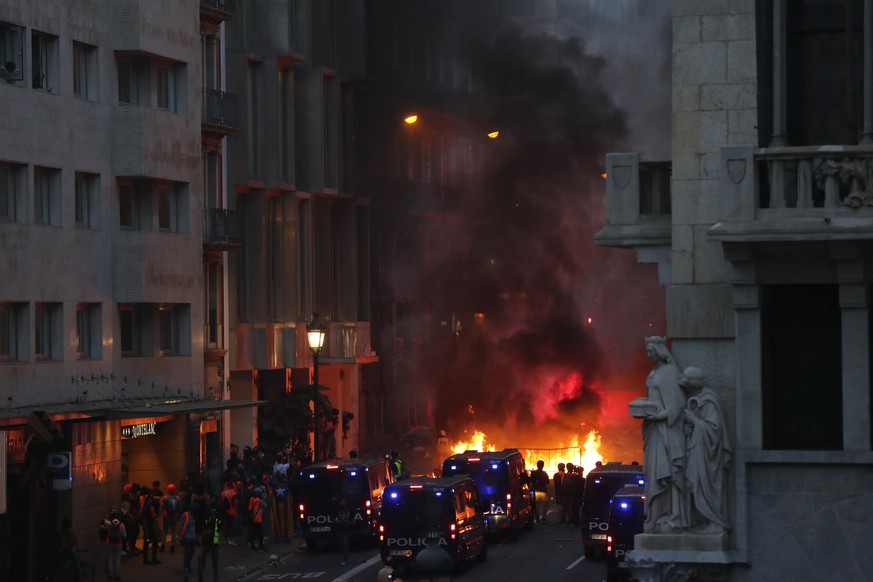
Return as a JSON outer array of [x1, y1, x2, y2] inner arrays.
[[645, 336, 672, 363], [679, 366, 705, 392]]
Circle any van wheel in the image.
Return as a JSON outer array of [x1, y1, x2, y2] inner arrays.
[[477, 540, 488, 562], [306, 538, 319, 552], [454, 542, 468, 574]]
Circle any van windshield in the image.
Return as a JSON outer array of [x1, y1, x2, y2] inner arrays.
[[381, 489, 454, 528], [583, 473, 643, 513], [298, 469, 369, 504], [442, 461, 508, 499]]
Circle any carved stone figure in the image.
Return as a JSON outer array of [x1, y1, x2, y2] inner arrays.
[[679, 367, 731, 534], [640, 336, 687, 533]]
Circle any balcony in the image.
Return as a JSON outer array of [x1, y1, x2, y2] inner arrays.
[[296, 321, 378, 366], [203, 207, 243, 250], [202, 88, 239, 138], [709, 145, 873, 245], [594, 153, 672, 281], [200, 0, 234, 25]]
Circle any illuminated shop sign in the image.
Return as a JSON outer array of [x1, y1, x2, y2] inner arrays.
[[121, 422, 158, 439]]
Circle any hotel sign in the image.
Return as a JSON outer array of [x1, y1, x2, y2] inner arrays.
[[121, 422, 158, 439]]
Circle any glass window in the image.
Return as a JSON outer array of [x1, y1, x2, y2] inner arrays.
[[75, 172, 99, 228], [31, 30, 59, 92], [76, 303, 102, 359], [0, 160, 23, 222], [762, 284, 843, 449], [73, 41, 98, 101], [35, 302, 62, 361], [34, 166, 60, 226], [0, 302, 25, 362]]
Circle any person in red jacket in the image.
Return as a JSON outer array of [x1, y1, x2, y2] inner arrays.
[[219, 479, 239, 545], [247, 487, 268, 551]]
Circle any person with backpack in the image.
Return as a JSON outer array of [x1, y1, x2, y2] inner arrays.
[[247, 487, 268, 551], [178, 500, 197, 575], [104, 511, 126, 581], [199, 507, 222, 581], [163, 483, 181, 553], [219, 478, 238, 545], [140, 486, 161, 565]]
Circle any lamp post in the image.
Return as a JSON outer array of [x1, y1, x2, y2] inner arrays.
[[307, 313, 327, 462]]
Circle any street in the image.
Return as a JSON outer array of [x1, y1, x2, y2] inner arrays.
[[242, 513, 609, 582]]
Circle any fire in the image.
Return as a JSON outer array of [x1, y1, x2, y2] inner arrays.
[[447, 428, 603, 477], [452, 430, 495, 454]]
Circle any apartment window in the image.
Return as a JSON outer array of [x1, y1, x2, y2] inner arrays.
[[156, 65, 172, 109], [34, 302, 62, 361], [119, 304, 154, 357], [0, 160, 24, 222], [76, 303, 102, 359], [118, 183, 136, 229], [158, 304, 190, 356], [206, 262, 223, 348], [31, 30, 59, 92], [0, 22, 24, 84], [72, 41, 98, 101], [0, 302, 25, 362], [34, 166, 60, 226], [762, 284, 843, 450], [118, 180, 156, 231], [760, 0, 867, 146], [117, 56, 148, 105], [75, 172, 99, 228]]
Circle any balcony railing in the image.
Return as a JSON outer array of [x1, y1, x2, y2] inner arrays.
[[296, 321, 377, 366], [758, 149, 873, 210], [200, 0, 234, 23], [203, 208, 242, 248], [594, 153, 672, 249], [202, 88, 238, 133]]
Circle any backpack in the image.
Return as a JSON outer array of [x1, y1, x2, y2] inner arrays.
[[221, 492, 232, 512], [98, 522, 109, 542], [166, 494, 180, 514], [107, 522, 122, 544]]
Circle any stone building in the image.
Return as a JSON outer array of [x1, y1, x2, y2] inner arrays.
[[597, 1, 873, 580], [0, 2, 249, 580]]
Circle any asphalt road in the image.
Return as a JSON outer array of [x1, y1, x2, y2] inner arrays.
[[241, 512, 609, 582]]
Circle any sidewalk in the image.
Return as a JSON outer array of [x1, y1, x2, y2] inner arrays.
[[89, 537, 302, 582]]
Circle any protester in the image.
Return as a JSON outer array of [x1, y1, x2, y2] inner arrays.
[[199, 507, 222, 582], [104, 511, 126, 581]]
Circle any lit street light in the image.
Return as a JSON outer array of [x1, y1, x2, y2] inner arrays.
[[307, 312, 327, 461]]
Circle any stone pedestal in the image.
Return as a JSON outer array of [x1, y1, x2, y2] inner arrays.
[[627, 533, 731, 582]]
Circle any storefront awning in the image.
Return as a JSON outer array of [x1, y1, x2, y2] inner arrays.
[[0, 398, 268, 427]]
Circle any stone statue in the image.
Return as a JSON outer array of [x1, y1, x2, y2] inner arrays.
[[679, 367, 731, 533], [639, 336, 687, 533]]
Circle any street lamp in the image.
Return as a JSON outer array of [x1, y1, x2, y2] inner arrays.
[[307, 312, 327, 461]]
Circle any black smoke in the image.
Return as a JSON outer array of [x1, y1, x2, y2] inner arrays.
[[369, 1, 670, 451]]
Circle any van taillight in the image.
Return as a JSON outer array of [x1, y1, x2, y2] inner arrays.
[[366, 499, 372, 516], [450, 522, 457, 540], [607, 535, 613, 552], [298, 503, 305, 519], [379, 524, 384, 541], [506, 492, 512, 509]]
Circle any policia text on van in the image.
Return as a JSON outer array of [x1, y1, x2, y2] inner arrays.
[[294, 456, 394, 550], [580, 462, 645, 559], [441, 448, 534, 538], [379, 476, 488, 577]]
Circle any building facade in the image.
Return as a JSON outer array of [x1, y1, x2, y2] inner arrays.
[[223, 0, 378, 463], [597, 0, 873, 579], [0, 2, 246, 580]]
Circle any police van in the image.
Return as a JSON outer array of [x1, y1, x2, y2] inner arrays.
[[379, 475, 488, 576], [295, 456, 394, 550], [580, 462, 645, 559], [605, 485, 645, 582], [440, 448, 534, 538]]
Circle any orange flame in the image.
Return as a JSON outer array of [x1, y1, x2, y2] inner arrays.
[[446, 428, 603, 477]]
